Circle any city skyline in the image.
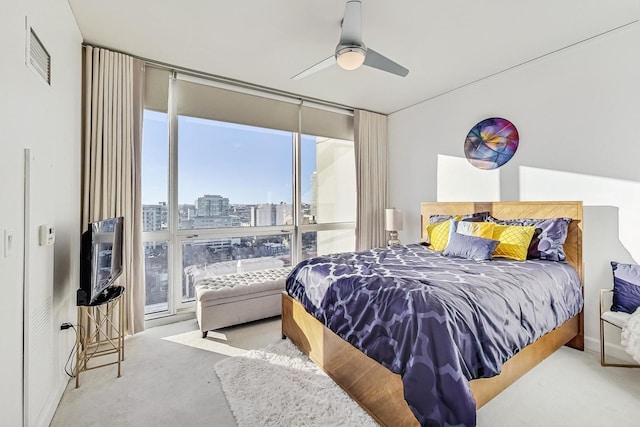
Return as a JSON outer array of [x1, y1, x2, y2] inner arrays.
[[142, 194, 312, 232], [142, 110, 318, 206]]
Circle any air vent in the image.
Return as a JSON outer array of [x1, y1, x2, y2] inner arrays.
[[27, 27, 51, 85]]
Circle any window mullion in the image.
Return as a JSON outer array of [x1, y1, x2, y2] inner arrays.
[[168, 73, 180, 315], [293, 104, 303, 265]]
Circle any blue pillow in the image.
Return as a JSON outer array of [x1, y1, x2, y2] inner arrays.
[[443, 232, 500, 261], [430, 211, 489, 224], [611, 261, 640, 314]]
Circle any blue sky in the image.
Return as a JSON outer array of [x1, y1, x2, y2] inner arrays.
[[142, 111, 316, 205]]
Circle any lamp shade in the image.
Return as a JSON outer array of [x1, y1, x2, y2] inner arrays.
[[385, 208, 403, 231], [336, 47, 366, 70]]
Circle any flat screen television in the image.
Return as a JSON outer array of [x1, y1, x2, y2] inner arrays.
[[78, 216, 124, 306]]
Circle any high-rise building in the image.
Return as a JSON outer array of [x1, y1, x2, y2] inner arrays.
[[255, 204, 276, 226], [275, 202, 293, 225], [196, 194, 229, 217], [254, 203, 293, 226], [142, 202, 168, 231], [250, 206, 257, 227]]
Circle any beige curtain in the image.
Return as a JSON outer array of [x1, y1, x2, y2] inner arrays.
[[81, 45, 145, 334], [354, 110, 389, 250]]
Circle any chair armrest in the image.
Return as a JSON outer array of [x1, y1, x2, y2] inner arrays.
[[600, 288, 613, 316]]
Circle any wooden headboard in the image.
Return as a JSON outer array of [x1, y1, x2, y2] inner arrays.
[[420, 201, 583, 284]]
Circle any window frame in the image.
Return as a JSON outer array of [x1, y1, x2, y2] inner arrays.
[[142, 70, 355, 320]]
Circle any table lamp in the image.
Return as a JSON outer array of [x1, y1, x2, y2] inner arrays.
[[385, 208, 403, 247]]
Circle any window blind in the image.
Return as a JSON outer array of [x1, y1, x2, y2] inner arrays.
[[144, 66, 170, 112], [143, 68, 354, 139], [301, 103, 353, 141], [174, 78, 299, 133], [172, 73, 354, 140]]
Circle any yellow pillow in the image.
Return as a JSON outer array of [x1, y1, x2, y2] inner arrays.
[[492, 224, 536, 261], [426, 219, 456, 251], [454, 221, 495, 239]]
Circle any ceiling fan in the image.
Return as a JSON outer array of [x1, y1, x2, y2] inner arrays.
[[291, 0, 409, 80]]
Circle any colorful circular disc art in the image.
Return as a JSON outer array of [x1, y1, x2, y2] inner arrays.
[[464, 117, 519, 170]]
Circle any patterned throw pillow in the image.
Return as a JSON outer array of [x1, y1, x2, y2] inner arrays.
[[426, 219, 454, 252], [487, 216, 571, 261], [443, 232, 500, 261], [492, 224, 536, 261], [611, 261, 640, 314], [426, 212, 490, 247], [452, 221, 495, 239]]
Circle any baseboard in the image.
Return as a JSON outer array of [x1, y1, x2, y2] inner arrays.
[[145, 311, 196, 329], [584, 336, 636, 364], [36, 376, 68, 427]]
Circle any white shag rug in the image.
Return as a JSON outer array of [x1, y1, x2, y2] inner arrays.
[[214, 339, 379, 427]]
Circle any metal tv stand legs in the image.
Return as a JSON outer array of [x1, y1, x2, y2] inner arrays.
[[75, 286, 125, 388]]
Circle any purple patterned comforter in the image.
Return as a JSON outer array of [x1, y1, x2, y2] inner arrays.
[[286, 244, 583, 427]]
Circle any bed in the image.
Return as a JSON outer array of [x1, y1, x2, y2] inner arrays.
[[281, 201, 584, 427]]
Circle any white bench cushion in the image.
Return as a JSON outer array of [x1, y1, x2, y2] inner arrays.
[[195, 266, 292, 333], [195, 267, 291, 303], [602, 310, 631, 328]]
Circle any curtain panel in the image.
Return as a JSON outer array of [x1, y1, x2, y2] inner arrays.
[[354, 110, 389, 251], [81, 45, 145, 334]]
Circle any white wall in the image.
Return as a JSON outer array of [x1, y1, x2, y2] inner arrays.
[[0, 0, 82, 425], [388, 23, 640, 361]]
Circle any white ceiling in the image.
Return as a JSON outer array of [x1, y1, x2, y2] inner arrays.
[[67, 0, 638, 115]]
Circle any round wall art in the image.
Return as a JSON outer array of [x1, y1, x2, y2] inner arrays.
[[464, 117, 519, 170]]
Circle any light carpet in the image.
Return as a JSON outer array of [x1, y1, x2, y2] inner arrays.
[[163, 329, 250, 357], [214, 339, 378, 427]]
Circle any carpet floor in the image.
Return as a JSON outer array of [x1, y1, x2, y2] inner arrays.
[[50, 316, 640, 427]]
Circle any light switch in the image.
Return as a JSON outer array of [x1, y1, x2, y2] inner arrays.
[[4, 229, 15, 258], [39, 224, 55, 246]]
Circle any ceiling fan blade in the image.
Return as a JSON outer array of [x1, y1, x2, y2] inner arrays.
[[339, 0, 362, 45], [291, 55, 336, 80], [363, 48, 409, 77]]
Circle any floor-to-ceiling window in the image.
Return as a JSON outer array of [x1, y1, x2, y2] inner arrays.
[[141, 109, 170, 313], [141, 67, 355, 318]]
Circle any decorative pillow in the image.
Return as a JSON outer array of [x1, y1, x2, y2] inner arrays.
[[452, 220, 495, 239], [426, 212, 490, 246], [426, 219, 454, 252], [443, 232, 500, 261], [492, 224, 536, 261], [611, 261, 640, 314], [487, 215, 571, 261], [430, 211, 489, 225]]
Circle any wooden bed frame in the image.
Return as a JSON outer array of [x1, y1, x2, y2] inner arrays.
[[282, 201, 583, 426]]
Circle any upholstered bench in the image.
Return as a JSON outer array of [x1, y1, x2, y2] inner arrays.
[[195, 267, 291, 338]]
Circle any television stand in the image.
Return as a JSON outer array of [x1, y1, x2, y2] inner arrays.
[[75, 285, 125, 388]]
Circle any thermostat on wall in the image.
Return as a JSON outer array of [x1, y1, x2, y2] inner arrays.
[[39, 224, 55, 246]]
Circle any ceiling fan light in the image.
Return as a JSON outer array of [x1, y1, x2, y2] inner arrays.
[[336, 48, 366, 70]]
